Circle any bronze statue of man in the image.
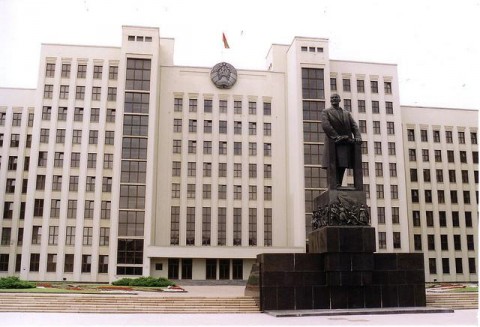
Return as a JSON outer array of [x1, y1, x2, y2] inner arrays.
[[321, 94, 362, 188]]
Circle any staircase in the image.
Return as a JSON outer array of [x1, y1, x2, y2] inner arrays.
[[0, 294, 260, 313], [426, 292, 478, 310]]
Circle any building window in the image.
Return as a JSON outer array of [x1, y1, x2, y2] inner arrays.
[[386, 122, 395, 135], [189, 98, 197, 112], [93, 65, 103, 79], [358, 100, 366, 113], [330, 78, 337, 91], [414, 235, 422, 251], [171, 183, 180, 198], [447, 150, 454, 163], [233, 100, 242, 114], [427, 235, 435, 250], [98, 255, 108, 274], [185, 207, 195, 245], [30, 253, 40, 272], [433, 130, 440, 142], [385, 101, 393, 114], [411, 189, 419, 202], [188, 140, 197, 154], [187, 184, 196, 199], [202, 99, 212, 113], [77, 64, 87, 78], [439, 211, 447, 226], [371, 101, 379, 114], [302, 68, 325, 99], [460, 151, 467, 163], [471, 132, 477, 144], [75, 86, 85, 100], [370, 80, 378, 93], [67, 201, 78, 218], [420, 130, 428, 142], [81, 255, 92, 273], [446, 131, 453, 143], [89, 130, 98, 144], [429, 258, 437, 274], [203, 162, 212, 177], [106, 109, 116, 122], [214, 99, 226, 114], [86, 176, 96, 192], [342, 79, 351, 92], [99, 227, 109, 246], [247, 122, 257, 136], [11, 113, 21, 126], [344, 99, 351, 111], [384, 81, 392, 94], [373, 121, 381, 134], [248, 101, 257, 115], [391, 185, 398, 199], [249, 142, 257, 156], [393, 232, 401, 249], [92, 86, 101, 101], [469, 258, 476, 274], [442, 258, 450, 274], [458, 132, 465, 144], [378, 232, 386, 249], [361, 141, 368, 154], [264, 186, 272, 201], [74, 107, 83, 121], [219, 163, 227, 177], [234, 142, 243, 155], [377, 207, 385, 224], [46, 63, 55, 77], [202, 184, 211, 199], [234, 185, 242, 200], [234, 121, 242, 134], [107, 87, 117, 101], [356, 79, 364, 93], [170, 206, 180, 246], [109, 65, 118, 80]]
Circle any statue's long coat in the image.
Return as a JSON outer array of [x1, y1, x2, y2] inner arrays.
[[320, 107, 361, 169]]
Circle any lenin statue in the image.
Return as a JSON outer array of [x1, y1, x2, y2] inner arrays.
[[321, 94, 362, 188]]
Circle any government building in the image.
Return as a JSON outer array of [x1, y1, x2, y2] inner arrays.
[[0, 26, 477, 283]]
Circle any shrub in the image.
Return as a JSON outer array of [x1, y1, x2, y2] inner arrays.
[[112, 277, 175, 287], [0, 276, 36, 289]]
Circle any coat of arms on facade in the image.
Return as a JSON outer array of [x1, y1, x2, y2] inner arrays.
[[210, 62, 237, 89]]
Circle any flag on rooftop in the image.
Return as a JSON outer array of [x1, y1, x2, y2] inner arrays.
[[222, 32, 230, 49]]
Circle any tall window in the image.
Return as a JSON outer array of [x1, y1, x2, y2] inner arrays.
[[59, 85, 69, 99], [302, 68, 324, 99], [233, 208, 242, 246], [170, 206, 180, 245]]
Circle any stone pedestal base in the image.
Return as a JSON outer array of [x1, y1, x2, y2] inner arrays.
[[245, 226, 426, 311]]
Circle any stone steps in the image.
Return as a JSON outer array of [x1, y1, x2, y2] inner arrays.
[[0, 294, 260, 313], [426, 293, 478, 310]]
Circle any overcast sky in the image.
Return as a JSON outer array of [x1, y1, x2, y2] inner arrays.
[[1, 0, 479, 109]]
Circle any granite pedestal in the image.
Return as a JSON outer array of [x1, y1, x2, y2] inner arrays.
[[245, 226, 426, 311]]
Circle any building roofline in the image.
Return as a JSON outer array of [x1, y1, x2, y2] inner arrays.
[[42, 43, 120, 49], [0, 86, 36, 91], [330, 59, 397, 66], [122, 25, 159, 31], [401, 105, 479, 112]]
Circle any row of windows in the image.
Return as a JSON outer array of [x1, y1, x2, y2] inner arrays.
[[358, 120, 396, 135], [0, 226, 107, 248], [172, 118, 272, 135], [170, 207, 272, 247], [127, 35, 153, 42], [409, 168, 479, 184], [1, 153, 113, 174], [411, 189, 476, 205], [377, 231, 402, 249], [172, 139, 272, 156], [43, 85, 117, 101], [172, 162, 272, 179], [0, 111, 34, 127], [427, 257, 476, 275], [407, 129, 477, 145], [41, 106, 116, 122], [45, 63, 118, 80], [37, 128, 115, 145], [331, 78, 392, 94], [412, 210, 474, 228], [408, 149, 478, 164], [173, 98, 272, 116], [3, 200, 110, 221], [413, 234, 475, 252], [338, 99, 394, 114], [167, 258, 244, 280], [0, 253, 109, 274], [171, 183, 273, 200]]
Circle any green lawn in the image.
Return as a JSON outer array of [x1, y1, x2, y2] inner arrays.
[[448, 286, 478, 293]]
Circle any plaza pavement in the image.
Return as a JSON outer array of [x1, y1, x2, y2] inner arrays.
[[0, 285, 478, 326]]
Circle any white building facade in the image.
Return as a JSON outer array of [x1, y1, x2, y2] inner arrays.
[[0, 26, 477, 283]]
